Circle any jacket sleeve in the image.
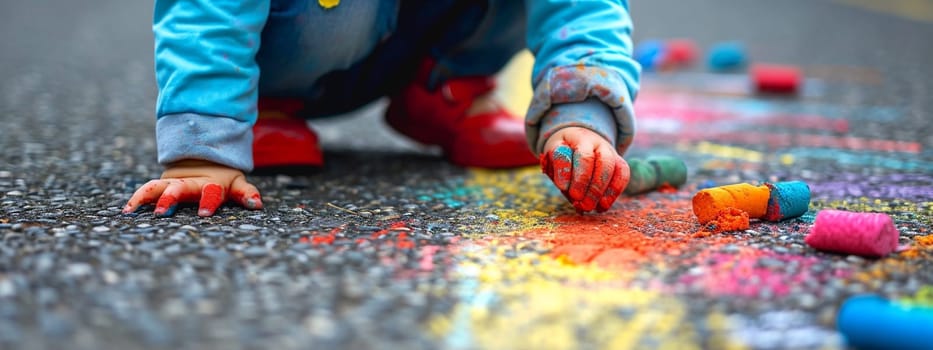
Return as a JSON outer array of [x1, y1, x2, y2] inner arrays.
[[153, 0, 270, 172], [523, 0, 641, 156]]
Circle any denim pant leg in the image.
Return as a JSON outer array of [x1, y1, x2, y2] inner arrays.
[[428, 0, 527, 88], [256, 0, 399, 97]]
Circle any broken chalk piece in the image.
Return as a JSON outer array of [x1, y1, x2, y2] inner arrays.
[[804, 210, 899, 257], [838, 295, 933, 350], [708, 207, 750, 233], [763, 181, 811, 221], [708, 41, 746, 71], [752, 63, 801, 94], [692, 183, 770, 224], [624, 156, 688, 195]]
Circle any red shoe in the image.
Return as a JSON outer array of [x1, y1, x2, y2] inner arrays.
[[385, 61, 538, 169], [252, 98, 323, 171]]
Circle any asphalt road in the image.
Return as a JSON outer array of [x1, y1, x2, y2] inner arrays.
[[1, 1, 932, 349]]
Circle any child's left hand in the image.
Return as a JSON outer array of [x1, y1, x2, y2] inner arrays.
[[540, 127, 630, 213]]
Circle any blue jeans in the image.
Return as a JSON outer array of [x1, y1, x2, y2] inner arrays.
[[256, 0, 526, 118]]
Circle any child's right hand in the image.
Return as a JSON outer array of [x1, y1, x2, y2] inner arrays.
[[540, 127, 631, 213], [122, 160, 263, 217]]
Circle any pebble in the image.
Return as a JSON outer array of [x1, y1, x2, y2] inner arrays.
[[243, 246, 268, 257], [238, 224, 261, 231]]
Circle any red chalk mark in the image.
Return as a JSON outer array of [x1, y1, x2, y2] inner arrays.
[[310, 227, 342, 245], [538, 198, 736, 268]]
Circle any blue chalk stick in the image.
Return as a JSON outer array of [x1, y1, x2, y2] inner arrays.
[[764, 181, 810, 221], [708, 42, 746, 71], [634, 40, 666, 71], [838, 295, 933, 350]]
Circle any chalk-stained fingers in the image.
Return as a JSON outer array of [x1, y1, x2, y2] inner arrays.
[[198, 183, 226, 217], [123, 180, 170, 214], [544, 144, 574, 193], [230, 175, 263, 210], [597, 156, 630, 213], [153, 179, 199, 217], [578, 147, 616, 212], [569, 138, 597, 205]]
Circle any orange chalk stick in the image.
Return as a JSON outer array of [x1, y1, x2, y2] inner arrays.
[[692, 183, 771, 224]]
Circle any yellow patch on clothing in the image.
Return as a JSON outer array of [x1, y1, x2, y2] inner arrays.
[[318, 0, 339, 9]]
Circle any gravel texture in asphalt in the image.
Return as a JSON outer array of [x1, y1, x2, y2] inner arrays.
[[1, 0, 932, 349]]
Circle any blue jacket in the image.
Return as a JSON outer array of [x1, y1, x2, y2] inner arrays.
[[154, 0, 640, 171]]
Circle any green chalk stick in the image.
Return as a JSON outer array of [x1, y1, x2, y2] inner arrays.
[[624, 156, 688, 195]]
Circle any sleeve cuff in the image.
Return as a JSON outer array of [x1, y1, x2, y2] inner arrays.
[[525, 65, 636, 157], [156, 113, 254, 172], [535, 99, 618, 155]]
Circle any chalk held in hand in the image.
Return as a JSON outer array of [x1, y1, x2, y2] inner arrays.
[[692, 183, 770, 224], [624, 156, 688, 195], [838, 295, 933, 350], [763, 181, 810, 221], [805, 210, 899, 257]]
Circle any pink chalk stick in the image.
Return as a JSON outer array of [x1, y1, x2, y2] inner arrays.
[[805, 210, 899, 257]]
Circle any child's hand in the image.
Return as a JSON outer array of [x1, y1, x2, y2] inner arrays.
[[540, 127, 630, 213], [122, 160, 262, 217]]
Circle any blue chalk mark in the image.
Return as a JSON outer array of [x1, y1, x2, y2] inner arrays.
[[798, 210, 817, 224], [554, 144, 573, 161], [782, 149, 933, 171]]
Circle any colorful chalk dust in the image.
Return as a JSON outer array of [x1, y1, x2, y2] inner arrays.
[[407, 62, 933, 349]]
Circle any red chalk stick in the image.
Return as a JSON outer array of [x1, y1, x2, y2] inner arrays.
[[664, 39, 698, 67], [751, 64, 801, 94], [804, 210, 899, 257]]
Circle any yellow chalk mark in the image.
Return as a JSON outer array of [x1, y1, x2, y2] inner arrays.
[[834, 0, 933, 22], [465, 167, 566, 233], [318, 0, 339, 9], [428, 247, 713, 349], [901, 285, 933, 307], [689, 142, 764, 163]]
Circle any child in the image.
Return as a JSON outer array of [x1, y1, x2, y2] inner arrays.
[[123, 0, 640, 217]]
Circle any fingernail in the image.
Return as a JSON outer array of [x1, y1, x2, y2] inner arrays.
[[198, 208, 213, 217], [122, 204, 133, 214], [245, 198, 262, 209], [154, 204, 177, 217]]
